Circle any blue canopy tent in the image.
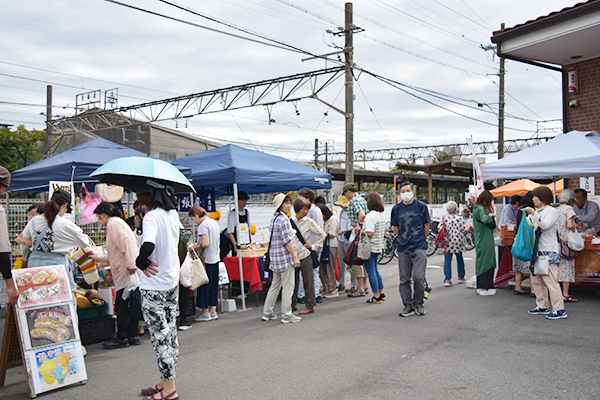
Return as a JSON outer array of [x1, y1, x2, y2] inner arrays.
[[172, 143, 331, 195], [173, 144, 331, 310], [8, 138, 191, 192]]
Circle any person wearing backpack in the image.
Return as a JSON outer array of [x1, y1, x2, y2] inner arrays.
[[442, 201, 467, 287]]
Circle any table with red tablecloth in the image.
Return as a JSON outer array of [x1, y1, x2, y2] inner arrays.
[[223, 256, 271, 292]]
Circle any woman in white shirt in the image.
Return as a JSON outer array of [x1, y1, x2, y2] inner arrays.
[[21, 189, 90, 309], [189, 206, 221, 322], [318, 204, 339, 298], [363, 192, 387, 303], [525, 186, 566, 320], [135, 186, 182, 400]]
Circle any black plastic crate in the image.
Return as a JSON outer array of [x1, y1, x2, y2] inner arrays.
[[78, 315, 115, 345]]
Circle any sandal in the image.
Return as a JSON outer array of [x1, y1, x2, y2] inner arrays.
[[366, 296, 382, 304], [563, 295, 578, 303], [347, 290, 366, 297], [141, 385, 162, 396], [379, 293, 386, 301], [143, 390, 179, 400]]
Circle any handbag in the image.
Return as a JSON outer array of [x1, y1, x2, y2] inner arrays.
[[290, 219, 320, 268], [434, 217, 445, 247], [320, 236, 330, 263], [77, 185, 102, 225], [343, 234, 364, 266], [512, 214, 535, 262], [559, 240, 579, 260], [263, 214, 281, 271], [356, 229, 371, 261], [533, 255, 550, 276], [180, 248, 209, 290], [72, 246, 101, 284]]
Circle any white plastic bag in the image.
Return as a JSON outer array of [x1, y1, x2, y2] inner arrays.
[[122, 272, 140, 300], [567, 230, 585, 251], [180, 254, 193, 288]]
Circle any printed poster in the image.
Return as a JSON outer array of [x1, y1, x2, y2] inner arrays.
[[18, 303, 78, 350], [13, 265, 72, 307], [27, 342, 87, 395]]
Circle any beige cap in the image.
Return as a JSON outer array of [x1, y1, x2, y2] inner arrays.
[[334, 194, 349, 207]]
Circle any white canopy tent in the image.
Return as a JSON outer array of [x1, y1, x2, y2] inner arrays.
[[481, 131, 600, 180]]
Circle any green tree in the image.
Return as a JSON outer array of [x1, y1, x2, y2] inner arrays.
[[0, 125, 45, 171]]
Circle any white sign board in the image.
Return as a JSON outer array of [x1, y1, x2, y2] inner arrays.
[[580, 177, 595, 195]]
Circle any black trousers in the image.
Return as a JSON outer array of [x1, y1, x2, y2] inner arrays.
[[115, 288, 140, 340], [178, 283, 190, 324], [476, 268, 495, 290]]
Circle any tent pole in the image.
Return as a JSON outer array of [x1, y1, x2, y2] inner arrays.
[[553, 179, 557, 203], [233, 183, 249, 311]]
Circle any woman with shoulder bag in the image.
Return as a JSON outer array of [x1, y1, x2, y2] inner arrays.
[[363, 192, 386, 303], [442, 201, 467, 287], [525, 186, 566, 320], [189, 206, 221, 322], [318, 204, 339, 298], [555, 189, 579, 303]]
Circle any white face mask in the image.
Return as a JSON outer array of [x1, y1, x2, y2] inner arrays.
[[400, 191, 414, 203]]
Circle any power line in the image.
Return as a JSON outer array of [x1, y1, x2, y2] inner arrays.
[[0, 60, 178, 96], [103, 0, 307, 54]]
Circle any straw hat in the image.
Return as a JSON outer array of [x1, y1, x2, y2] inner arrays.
[[96, 183, 124, 203], [273, 193, 293, 211], [334, 194, 349, 207]]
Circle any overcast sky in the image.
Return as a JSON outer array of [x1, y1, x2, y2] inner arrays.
[[1, 0, 579, 166]]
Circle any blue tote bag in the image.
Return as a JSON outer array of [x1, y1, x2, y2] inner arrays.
[[511, 213, 535, 261]]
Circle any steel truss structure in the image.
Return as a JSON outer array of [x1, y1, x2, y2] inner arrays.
[[317, 136, 554, 164], [51, 67, 345, 135]]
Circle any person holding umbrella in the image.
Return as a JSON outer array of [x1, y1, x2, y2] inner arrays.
[[135, 183, 183, 400]]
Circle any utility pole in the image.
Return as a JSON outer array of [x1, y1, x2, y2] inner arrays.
[[497, 23, 506, 187], [345, 2, 354, 184], [46, 85, 52, 155], [314, 138, 319, 169]]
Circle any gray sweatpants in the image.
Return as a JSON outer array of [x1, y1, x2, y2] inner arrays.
[[398, 250, 427, 307]]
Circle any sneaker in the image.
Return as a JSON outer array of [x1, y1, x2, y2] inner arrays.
[[102, 336, 129, 349], [178, 323, 192, 331], [297, 297, 306, 304], [478, 289, 496, 296], [457, 277, 466, 284], [399, 305, 415, 317], [128, 336, 141, 346], [324, 289, 339, 298], [444, 280, 452, 287], [261, 313, 278, 321], [345, 286, 356, 293], [528, 307, 550, 315], [337, 285, 345, 292], [414, 303, 426, 315], [210, 312, 219, 320], [194, 313, 212, 322], [546, 309, 567, 320], [316, 296, 322, 303], [281, 314, 302, 324], [487, 289, 497, 295]]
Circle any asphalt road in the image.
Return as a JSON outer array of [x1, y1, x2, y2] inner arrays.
[[2, 250, 600, 400]]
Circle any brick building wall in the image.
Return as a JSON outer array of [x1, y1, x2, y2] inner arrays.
[[565, 57, 600, 191], [566, 56, 600, 132]]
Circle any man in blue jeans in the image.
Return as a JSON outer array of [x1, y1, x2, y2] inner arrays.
[[391, 181, 430, 317]]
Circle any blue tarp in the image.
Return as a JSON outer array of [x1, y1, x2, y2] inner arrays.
[[8, 138, 191, 192], [173, 144, 331, 195]]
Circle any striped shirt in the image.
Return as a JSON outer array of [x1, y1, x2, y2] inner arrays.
[[268, 212, 296, 272], [364, 210, 386, 253]]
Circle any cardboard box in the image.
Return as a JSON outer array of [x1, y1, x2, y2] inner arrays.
[[97, 287, 116, 315]]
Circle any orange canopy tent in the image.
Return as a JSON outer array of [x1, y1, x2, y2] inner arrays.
[[490, 179, 564, 197]]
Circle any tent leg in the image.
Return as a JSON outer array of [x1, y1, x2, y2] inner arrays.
[[233, 183, 250, 311]]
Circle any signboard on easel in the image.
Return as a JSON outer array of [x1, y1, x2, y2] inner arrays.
[[1, 265, 87, 398]]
